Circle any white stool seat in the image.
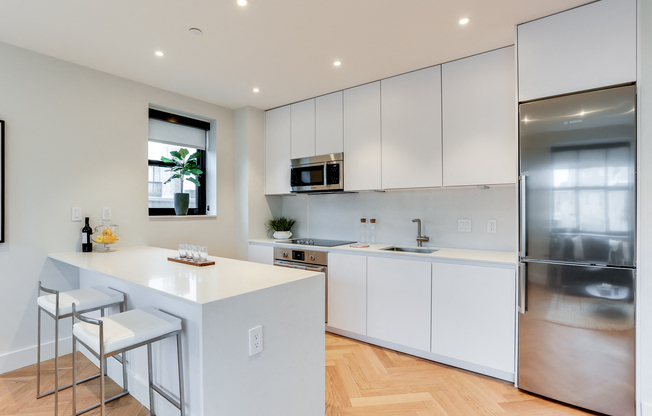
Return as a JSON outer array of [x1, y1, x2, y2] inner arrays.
[[38, 286, 124, 316], [74, 308, 181, 355]]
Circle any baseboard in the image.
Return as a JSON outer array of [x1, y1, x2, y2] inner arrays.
[[0, 337, 73, 374], [325, 326, 514, 382]]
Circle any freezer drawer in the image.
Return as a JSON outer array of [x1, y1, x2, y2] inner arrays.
[[518, 261, 635, 416]]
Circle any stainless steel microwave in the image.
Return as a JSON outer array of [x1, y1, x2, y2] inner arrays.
[[290, 153, 344, 193]]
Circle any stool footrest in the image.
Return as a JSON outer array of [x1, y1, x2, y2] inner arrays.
[[37, 373, 102, 398], [150, 383, 182, 410], [72, 390, 130, 416]]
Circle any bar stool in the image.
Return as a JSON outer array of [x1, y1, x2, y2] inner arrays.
[[71, 304, 185, 416], [37, 282, 126, 416]]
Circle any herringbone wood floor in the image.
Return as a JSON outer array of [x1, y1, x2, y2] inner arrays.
[[326, 332, 598, 416], [0, 352, 148, 416], [1, 334, 598, 416]]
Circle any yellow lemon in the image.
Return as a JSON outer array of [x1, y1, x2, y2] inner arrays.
[[95, 235, 104, 243], [107, 235, 118, 243], [102, 228, 113, 237]]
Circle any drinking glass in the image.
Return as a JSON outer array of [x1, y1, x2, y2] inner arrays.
[[200, 246, 208, 261], [191, 245, 200, 261], [178, 244, 186, 258]]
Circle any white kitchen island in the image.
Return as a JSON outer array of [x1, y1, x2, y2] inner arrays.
[[48, 246, 325, 416]]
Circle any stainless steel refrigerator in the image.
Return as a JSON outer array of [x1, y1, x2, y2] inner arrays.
[[518, 85, 636, 416]]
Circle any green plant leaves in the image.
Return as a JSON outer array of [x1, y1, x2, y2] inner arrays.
[[187, 177, 201, 187], [266, 216, 297, 233], [160, 147, 203, 190]]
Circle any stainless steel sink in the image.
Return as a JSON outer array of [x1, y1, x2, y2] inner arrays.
[[380, 246, 439, 254]]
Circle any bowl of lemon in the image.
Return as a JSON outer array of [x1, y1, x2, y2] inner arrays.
[[93, 221, 120, 252]]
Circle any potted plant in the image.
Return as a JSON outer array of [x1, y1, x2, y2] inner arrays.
[[266, 216, 297, 240], [162, 148, 203, 216]]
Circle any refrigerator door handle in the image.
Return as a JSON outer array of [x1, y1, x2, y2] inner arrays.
[[519, 262, 526, 314], [520, 174, 527, 257]]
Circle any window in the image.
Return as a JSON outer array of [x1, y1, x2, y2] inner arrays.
[[148, 109, 210, 216]]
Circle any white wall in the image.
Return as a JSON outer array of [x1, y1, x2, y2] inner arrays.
[[0, 41, 236, 372], [638, 0, 652, 413], [281, 186, 516, 251], [234, 106, 281, 259]]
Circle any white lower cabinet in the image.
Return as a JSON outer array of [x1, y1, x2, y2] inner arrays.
[[247, 244, 273, 265], [431, 262, 515, 373], [327, 253, 367, 334], [367, 257, 431, 352]]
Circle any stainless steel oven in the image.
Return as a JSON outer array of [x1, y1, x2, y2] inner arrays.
[[273, 247, 328, 322], [290, 152, 344, 193]]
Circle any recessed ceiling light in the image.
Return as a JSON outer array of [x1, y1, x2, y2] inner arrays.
[[334, 61, 342, 66], [237, 0, 248, 5], [459, 17, 470, 25], [155, 51, 165, 57], [189, 28, 203, 35], [253, 88, 260, 93]]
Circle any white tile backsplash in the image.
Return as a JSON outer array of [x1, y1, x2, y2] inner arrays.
[[281, 186, 517, 252]]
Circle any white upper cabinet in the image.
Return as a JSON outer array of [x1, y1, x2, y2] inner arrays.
[[381, 66, 443, 189], [316, 92, 343, 156], [343, 82, 382, 191], [442, 47, 516, 187], [265, 106, 291, 195], [290, 99, 316, 159], [518, 0, 636, 102]]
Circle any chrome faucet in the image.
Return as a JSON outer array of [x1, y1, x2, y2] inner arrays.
[[412, 219, 429, 247]]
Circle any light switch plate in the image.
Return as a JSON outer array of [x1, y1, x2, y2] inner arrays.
[[101, 207, 111, 221], [71, 207, 82, 222], [458, 219, 472, 233], [487, 220, 497, 233]]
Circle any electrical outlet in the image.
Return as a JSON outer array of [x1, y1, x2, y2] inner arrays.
[[458, 219, 472, 233], [102, 207, 112, 221], [249, 325, 263, 356], [487, 220, 497, 233], [71, 207, 82, 222]]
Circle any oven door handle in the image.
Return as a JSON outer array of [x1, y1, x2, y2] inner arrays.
[[273, 261, 307, 270], [306, 266, 326, 272]]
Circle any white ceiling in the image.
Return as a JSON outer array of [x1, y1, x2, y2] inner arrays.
[[0, 0, 591, 110]]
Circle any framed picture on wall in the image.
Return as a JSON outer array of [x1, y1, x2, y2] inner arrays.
[[1, 120, 4, 243]]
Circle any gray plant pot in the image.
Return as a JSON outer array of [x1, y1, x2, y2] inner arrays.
[[174, 193, 190, 216]]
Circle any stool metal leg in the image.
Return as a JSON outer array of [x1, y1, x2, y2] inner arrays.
[[100, 321, 106, 416], [36, 306, 41, 399], [176, 334, 185, 416], [72, 334, 77, 416], [147, 343, 156, 416], [54, 309, 59, 416]]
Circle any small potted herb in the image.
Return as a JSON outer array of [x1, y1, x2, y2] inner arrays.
[[162, 148, 203, 215], [266, 217, 297, 240]]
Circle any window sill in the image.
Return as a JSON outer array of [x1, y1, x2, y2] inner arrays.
[[149, 215, 217, 220]]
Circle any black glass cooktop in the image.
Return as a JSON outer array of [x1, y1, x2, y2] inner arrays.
[[288, 238, 356, 247]]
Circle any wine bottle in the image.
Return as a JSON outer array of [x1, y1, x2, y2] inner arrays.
[[81, 217, 93, 252]]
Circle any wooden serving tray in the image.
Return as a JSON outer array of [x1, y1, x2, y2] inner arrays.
[[167, 256, 215, 267]]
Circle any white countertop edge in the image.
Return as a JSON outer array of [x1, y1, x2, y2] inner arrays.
[[249, 239, 517, 268]]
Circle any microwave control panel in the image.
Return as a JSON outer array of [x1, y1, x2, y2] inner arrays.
[[326, 163, 340, 185]]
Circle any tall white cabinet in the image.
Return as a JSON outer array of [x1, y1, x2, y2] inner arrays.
[[316, 92, 343, 155], [290, 99, 316, 159], [442, 46, 516, 186], [343, 82, 382, 191], [381, 67, 442, 189], [265, 106, 291, 195], [517, 0, 636, 102]]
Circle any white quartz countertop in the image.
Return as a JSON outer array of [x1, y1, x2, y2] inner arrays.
[[249, 239, 516, 266], [49, 246, 323, 305]]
